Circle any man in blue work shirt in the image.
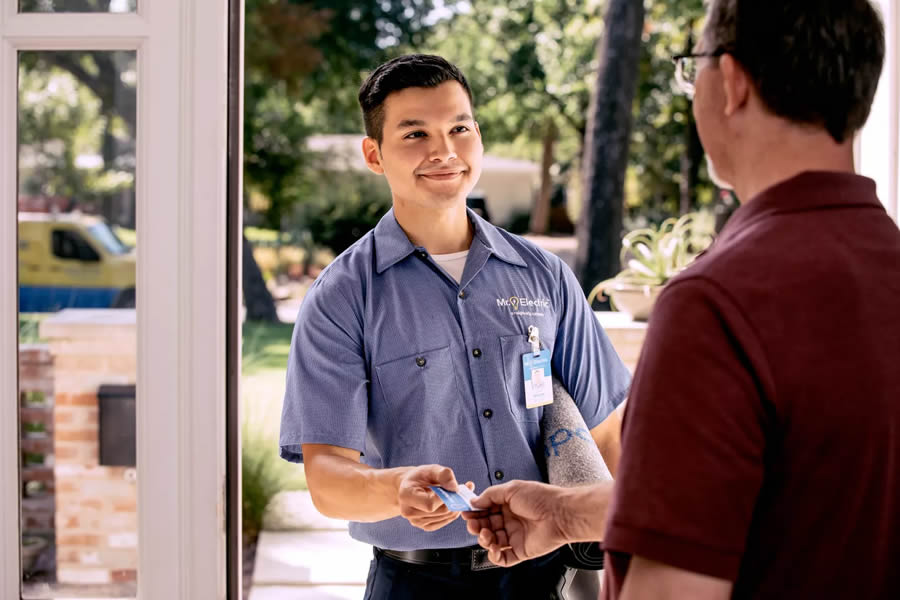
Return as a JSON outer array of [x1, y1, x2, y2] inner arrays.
[[279, 54, 631, 599]]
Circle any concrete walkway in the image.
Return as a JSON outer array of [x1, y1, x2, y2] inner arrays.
[[249, 491, 371, 600]]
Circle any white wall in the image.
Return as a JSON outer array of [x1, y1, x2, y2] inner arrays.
[[858, 0, 899, 223]]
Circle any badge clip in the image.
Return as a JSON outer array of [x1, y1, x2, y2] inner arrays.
[[527, 325, 541, 356]]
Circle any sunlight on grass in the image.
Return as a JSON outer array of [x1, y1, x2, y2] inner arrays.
[[241, 319, 306, 538]]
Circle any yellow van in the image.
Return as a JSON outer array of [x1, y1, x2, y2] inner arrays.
[[18, 213, 136, 312]]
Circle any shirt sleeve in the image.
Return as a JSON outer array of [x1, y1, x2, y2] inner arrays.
[[279, 277, 369, 463], [552, 258, 632, 430], [603, 277, 772, 581]]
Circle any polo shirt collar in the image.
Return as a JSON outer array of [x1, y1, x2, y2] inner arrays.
[[718, 171, 882, 244], [374, 207, 528, 274], [468, 208, 528, 268]]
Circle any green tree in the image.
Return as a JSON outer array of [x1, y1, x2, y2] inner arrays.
[[18, 52, 136, 226]]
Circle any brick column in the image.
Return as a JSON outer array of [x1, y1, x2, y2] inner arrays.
[[19, 345, 55, 537], [41, 309, 138, 586]]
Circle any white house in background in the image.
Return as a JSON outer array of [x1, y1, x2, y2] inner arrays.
[[307, 134, 540, 227]]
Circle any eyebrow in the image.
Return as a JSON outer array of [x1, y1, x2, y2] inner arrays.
[[396, 113, 474, 129]]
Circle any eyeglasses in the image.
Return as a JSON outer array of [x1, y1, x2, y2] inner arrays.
[[672, 49, 727, 96]]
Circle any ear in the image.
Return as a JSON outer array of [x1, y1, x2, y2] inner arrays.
[[719, 54, 750, 117], [362, 137, 384, 175], [474, 121, 482, 138]]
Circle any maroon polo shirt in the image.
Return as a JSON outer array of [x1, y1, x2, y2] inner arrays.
[[603, 171, 900, 599]]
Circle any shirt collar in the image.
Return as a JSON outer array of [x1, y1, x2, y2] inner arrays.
[[718, 171, 883, 244], [374, 207, 527, 274]]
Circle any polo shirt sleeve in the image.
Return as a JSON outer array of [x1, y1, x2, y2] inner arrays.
[[603, 277, 771, 581], [279, 278, 369, 463], [552, 259, 631, 429]]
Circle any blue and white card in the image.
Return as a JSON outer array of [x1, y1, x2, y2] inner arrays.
[[522, 349, 553, 408], [430, 485, 477, 511]]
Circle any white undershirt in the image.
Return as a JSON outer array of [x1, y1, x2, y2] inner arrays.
[[431, 250, 469, 284]]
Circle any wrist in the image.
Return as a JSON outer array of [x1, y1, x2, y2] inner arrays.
[[558, 483, 612, 543]]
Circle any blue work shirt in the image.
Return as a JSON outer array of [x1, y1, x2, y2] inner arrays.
[[280, 208, 631, 550]]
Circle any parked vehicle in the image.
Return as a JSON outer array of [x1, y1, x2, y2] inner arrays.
[[18, 212, 136, 312]]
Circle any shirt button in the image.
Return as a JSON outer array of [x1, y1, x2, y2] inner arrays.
[[415, 357, 426, 367], [482, 409, 493, 419], [472, 348, 482, 358], [458, 290, 467, 299], [494, 470, 504, 481]]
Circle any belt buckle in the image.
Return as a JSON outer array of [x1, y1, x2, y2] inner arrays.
[[470, 547, 499, 571]]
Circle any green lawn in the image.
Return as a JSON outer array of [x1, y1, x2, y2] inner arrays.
[[241, 319, 306, 535]]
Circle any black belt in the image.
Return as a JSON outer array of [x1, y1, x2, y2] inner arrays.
[[377, 545, 500, 571]]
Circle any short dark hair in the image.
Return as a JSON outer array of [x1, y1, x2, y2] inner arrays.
[[703, 0, 885, 143], [358, 54, 474, 144]]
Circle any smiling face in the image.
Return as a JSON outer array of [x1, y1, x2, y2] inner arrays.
[[362, 81, 483, 213]]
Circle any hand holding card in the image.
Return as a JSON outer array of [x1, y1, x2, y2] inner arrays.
[[430, 485, 478, 512]]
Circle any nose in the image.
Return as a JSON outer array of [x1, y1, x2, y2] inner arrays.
[[429, 133, 457, 163]]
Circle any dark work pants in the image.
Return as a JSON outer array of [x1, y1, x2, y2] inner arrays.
[[363, 547, 568, 600]]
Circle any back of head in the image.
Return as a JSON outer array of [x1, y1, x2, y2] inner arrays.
[[704, 0, 885, 143], [358, 54, 473, 145]]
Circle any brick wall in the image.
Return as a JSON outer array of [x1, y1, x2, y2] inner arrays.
[[41, 309, 137, 586]]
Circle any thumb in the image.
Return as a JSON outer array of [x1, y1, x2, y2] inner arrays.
[[417, 465, 457, 491], [436, 466, 459, 491], [470, 483, 511, 510]]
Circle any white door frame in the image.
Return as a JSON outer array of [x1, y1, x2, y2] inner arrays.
[[0, 1, 232, 598], [859, 0, 900, 223]]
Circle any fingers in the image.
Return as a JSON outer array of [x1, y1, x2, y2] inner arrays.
[[408, 510, 460, 532], [469, 481, 515, 510], [409, 464, 458, 491]]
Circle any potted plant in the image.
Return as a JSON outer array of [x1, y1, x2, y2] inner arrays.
[[588, 212, 715, 321], [22, 422, 46, 439], [21, 535, 48, 572]]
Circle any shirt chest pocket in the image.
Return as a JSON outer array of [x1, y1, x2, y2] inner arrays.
[[500, 334, 547, 423], [374, 345, 463, 447]]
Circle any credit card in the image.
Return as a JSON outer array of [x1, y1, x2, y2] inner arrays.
[[430, 485, 477, 511]]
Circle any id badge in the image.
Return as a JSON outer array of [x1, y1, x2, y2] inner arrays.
[[522, 349, 553, 409]]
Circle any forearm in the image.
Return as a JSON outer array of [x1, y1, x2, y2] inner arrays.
[[558, 481, 615, 543], [305, 453, 412, 522]]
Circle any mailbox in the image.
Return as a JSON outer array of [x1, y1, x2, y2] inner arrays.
[[98, 384, 136, 467]]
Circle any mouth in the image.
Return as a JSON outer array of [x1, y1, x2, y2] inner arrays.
[[417, 170, 466, 181]]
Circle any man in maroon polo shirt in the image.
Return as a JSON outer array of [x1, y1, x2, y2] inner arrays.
[[463, 1, 900, 598]]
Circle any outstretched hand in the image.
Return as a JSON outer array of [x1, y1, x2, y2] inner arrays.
[[462, 480, 572, 567], [397, 464, 474, 532]]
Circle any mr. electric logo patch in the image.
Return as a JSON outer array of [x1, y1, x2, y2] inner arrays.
[[496, 296, 550, 317]]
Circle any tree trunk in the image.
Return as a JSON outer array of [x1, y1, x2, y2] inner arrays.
[[575, 0, 645, 295], [242, 233, 279, 322], [679, 27, 703, 216], [529, 118, 558, 235]]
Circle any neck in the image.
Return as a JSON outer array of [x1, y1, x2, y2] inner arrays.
[[730, 125, 856, 203], [393, 199, 474, 255]]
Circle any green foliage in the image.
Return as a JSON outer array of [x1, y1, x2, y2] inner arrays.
[[242, 320, 296, 375], [18, 53, 136, 215], [628, 0, 713, 221], [18, 315, 45, 344], [241, 319, 306, 539], [242, 414, 306, 540], [289, 171, 392, 256]]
